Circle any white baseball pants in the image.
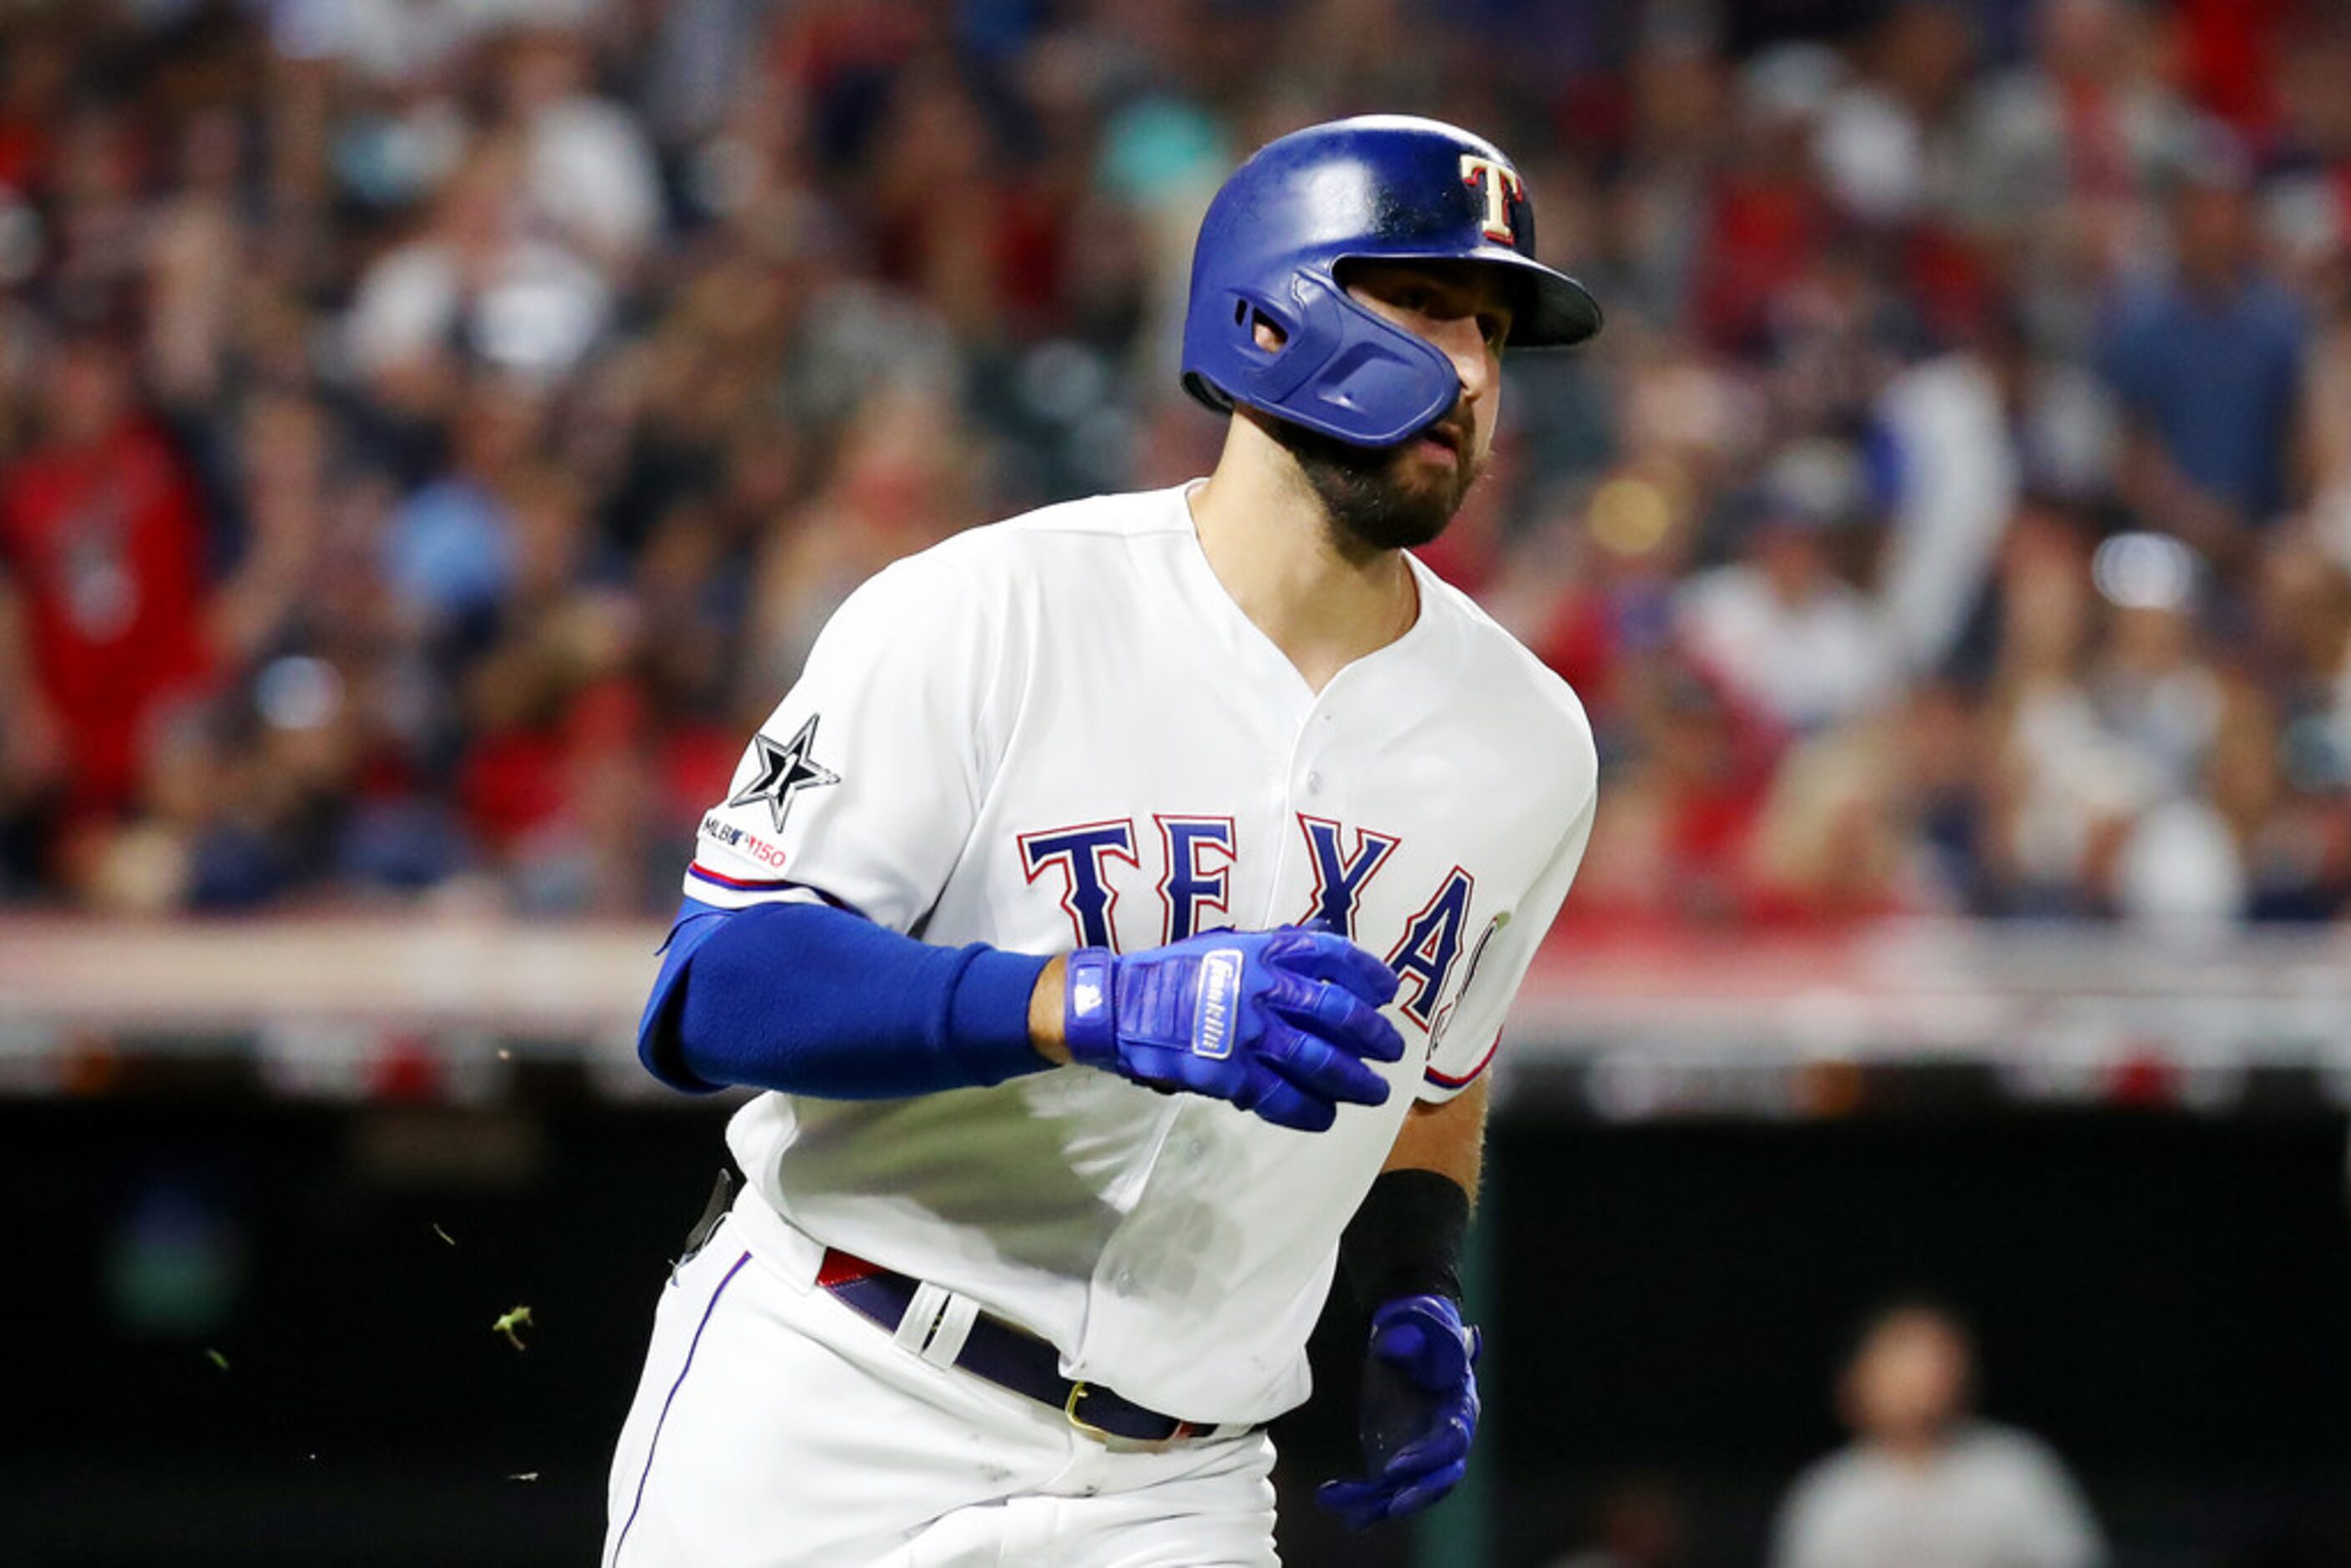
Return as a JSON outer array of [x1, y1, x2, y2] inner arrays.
[[602, 1196, 1279, 1566]]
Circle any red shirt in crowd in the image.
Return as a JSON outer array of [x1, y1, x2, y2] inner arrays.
[[0, 418, 212, 815]]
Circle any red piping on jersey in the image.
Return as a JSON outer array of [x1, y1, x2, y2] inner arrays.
[[1425, 1029, 1502, 1090], [685, 864, 870, 920], [686, 862, 797, 891]]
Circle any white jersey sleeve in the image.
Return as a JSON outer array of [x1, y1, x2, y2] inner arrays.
[[1415, 772, 1596, 1102], [685, 547, 1018, 932]]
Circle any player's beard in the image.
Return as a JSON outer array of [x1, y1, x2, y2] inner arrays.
[[1267, 412, 1485, 554]]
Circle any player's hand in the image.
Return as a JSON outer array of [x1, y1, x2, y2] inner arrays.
[[1316, 1293, 1482, 1530], [1061, 928, 1403, 1132]]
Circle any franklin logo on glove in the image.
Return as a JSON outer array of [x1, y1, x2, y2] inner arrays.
[[1194, 948, 1244, 1060]]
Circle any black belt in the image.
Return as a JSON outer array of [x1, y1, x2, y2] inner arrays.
[[816, 1247, 1225, 1444]]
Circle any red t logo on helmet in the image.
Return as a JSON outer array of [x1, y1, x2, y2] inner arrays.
[[1458, 154, 1522, 243]]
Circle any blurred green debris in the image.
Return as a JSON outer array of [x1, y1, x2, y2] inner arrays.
[[493, 1304, 533, 1350]]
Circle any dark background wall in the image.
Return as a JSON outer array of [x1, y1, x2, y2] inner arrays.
[[4, 1096, 2348, 1566]]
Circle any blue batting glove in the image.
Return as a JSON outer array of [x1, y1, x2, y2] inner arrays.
[[1063, 928, 1404, 1132], [1316, 1293, 1483, 1530]]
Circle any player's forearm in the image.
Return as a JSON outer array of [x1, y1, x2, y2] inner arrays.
[[640, 898, 1056, 1096], [1380, 1075, 1488, 1201], [1338, 1078, 1489, 1308]]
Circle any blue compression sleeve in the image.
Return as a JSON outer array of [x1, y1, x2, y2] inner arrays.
[[638, 897, 1054, 1097]]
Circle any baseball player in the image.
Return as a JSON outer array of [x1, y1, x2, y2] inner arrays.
[[604, 115, 1602, 1565]]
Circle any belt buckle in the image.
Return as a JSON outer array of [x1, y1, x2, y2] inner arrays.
[[1064, 1381, 1116, 1440]]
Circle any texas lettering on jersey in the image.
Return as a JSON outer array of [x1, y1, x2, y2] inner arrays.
[[1018, 811, 1477, 1038]]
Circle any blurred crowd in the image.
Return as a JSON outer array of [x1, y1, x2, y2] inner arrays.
[[3, 0, 2351, 924]]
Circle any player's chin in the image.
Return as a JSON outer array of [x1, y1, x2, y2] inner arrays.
[[1372, 451, 1478, 542], [1410, 444, 1481, 504], [1282, 416, 1477, 552], [1333, 480, 1459, 553]]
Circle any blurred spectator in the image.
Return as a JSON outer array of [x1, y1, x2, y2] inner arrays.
[[1814, 2, 1978, 228], [345, 139, 614, 388], [1958, 0, 2197, 336], [1690, 44, 1842, 357], [0, 323, 212, 831], [1772, 1302, 2106, 1568], [381, 377, 538, 627], [1676, 441, 1898, 735], [502, 23, 663, 272], [2101, 139, 2307, 561], [1746, 679, 1990, 918], [1873, 301, 2115, 679], [2240, 525, 2351, 918]]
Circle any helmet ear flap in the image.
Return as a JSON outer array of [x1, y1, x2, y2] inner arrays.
[[1220, 281, 1323, 401], [1195, 271, 1460, 448], [1287, 311, 1460, 443], [1185, 278, 1316, 414]]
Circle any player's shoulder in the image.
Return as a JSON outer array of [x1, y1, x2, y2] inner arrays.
[[990, 485, 1192, 543], [925, 487, 1186, 561], [1413, 560, 1596, 764], [858, 488, 1185, 600]]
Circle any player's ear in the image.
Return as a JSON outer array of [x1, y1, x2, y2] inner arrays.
[[1250, 307, 1288, 352]]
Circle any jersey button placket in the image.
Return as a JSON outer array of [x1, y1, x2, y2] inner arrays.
[[1265, 702, 1334, 926], [1297, 702, 1335, 806]]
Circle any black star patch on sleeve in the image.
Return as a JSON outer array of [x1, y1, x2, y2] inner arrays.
[[727, 714, 842, 833]]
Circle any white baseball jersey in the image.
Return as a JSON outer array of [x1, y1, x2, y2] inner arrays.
[[684, 482, 1597, 1424]]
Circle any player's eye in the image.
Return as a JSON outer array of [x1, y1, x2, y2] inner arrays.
[[1479, 313, 1510, 346]]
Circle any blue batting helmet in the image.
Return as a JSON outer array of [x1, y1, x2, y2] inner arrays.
[[1180, 115, 1601, 448]]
